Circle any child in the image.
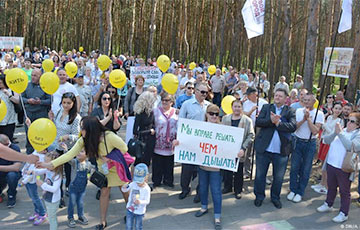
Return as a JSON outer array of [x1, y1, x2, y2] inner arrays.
[[21, 148, 50, 225], [122, 163, 151, 230], [67, 150, 93, 228], [36, 151, 63, 230]]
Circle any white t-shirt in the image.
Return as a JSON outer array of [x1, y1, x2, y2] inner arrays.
[[21, 151, 46, 184], [41, 170, 62, 203], [51, 82, 79, 114], [294, 108, 324, 139], [327, 129, 356, 169], [242, 98, 268, 126], [180, 77, 195, 88], [122, 182, 151, 215]]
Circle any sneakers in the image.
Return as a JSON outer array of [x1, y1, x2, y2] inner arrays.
[[28, 213, 39, 221], [311, 183, 323, 189], [7, 196, 16, 208], [67, 218, 76, 228], [332, 211, 348, 223], [293, 194, 302, 203], [317, 202, 334, 213], [287, 192, 295, 201], [33, 215, 47, 225], [314, 186, 328, 195], [77, 216, 89, 225]]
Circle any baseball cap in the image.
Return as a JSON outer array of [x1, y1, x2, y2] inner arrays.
[[133, 163, 148, 183]]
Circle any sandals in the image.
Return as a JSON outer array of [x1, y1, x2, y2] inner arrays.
[[95, 222, 107, 230]]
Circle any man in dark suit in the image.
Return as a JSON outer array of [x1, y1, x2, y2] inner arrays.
[[253, 88, 296, 209]]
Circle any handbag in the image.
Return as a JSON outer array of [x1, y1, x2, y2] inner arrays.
[[11, 91, 23, 113], [89, 170, 108, 188], [127, 137, 146, 158], [341, 144, 359, 173]]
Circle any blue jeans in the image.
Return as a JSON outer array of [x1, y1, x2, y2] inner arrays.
[[254, 151, 289, 201], [25, 183, 46, 216], [0, 171, 21, 198], [198, 168, 222, 219], [67, 190, 86, 219], [290, 138, 316, 196], [126, 209, 144, 230]]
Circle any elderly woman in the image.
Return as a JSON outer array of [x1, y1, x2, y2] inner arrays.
[[222, 99, 255, 199], [286, 89, 298, 106], [124, 75, 145, 118], [152, 93, 178, 188], [133, 91, 156, 166], [316, 113, 360, 223]]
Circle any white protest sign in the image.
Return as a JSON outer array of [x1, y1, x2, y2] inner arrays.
[[0, 37, 24, 50], [125, 116, 135, 144], [174, 118, 244, 172], [322, 47, 353, 78], [130, 66, 162, 87]]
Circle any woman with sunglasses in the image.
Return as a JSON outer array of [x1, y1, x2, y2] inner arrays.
[[106, 84, 123, 117], [91, 91, 121, 133], [48, 92, 81, 208], [316, 113, 360, 223], [38, 116, 129, 230], [152, 92, 178, 188], [322, 94, 335, 118]]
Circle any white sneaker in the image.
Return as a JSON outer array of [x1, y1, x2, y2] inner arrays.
[[311, 183, 323, 189], [314, 186, 328, 195], [287, 192, 295, 201], [293, 194, 302, 203], [332, 211, 348, 223], [317, 202, 334, 213]]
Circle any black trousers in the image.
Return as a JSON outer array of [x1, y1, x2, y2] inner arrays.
[[152, 153, 174, 186], [223, 162, 244, 194], [135, 136, 155, 167], [180, 163, 199, 194], [0, 123, 15, 142]]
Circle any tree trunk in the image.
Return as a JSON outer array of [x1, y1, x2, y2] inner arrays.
[[182, 0, 189, 63], [98, 0, 104, 52], [210, 0, 219, 64], [105, 0, 113, 55], [147, 0, 158, 59], [281, 0, 291, 78], [303, 0, 319, 91], [128, 0, 136, 55], [219, 0, 228, 67]]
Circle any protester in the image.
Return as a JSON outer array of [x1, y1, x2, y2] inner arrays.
[[133, 91, 156, 166], [153, 93, 178, 188], [288, 93, 324, 203], [290, 89, 308, 110], [38, 116, 129, 230], [222, 99, 255, 199], [179, 69, 195, 90], [210, 69, 225, 107], [316, 113, 360, 223], [259, 72, 270, 99], [286, 89, 298, 106], [335, 91, 348, 105], [124, 75, 145, 118], [322, 94, 335, 118], [343, 103, 353, 127], [175, 81, 194, 109], [293, 75, 304, 90], [274, 76, 289, 94]]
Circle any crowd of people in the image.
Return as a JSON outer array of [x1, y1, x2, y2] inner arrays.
[[0, 46, 360, 230]]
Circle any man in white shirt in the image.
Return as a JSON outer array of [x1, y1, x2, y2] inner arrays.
[[51, 68, 81, 115], [274, 76, 289, 94], [180, 69, 196, 90], [288, 93, 324, 203], [210, 69, 225, 107]]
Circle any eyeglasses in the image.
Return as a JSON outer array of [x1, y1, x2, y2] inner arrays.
[[187, 87, 194, 90], [162, 99, 171, 102], [207, 112, 219, 116], [102, 97, 111, 101]]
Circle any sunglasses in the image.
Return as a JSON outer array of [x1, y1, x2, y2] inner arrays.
[[207, 112, 219, 116], [108, 91, 116, 94], [187, 87, 194, 90], [197, 89, 208, 95], [349, 119, 358, 124], [102, 97, 111, 101], [162, 99, 171, 102], [327, 96, 333, 99]]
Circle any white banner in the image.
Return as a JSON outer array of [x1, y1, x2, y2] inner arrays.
[[338, 0, 352, 33], [125, 116, 135, 144], [322, 47, 353, 78], [174, 118, 244, 172], [0, 37, 24, 50], [130, 66, 162, 87], [242, 0, 265, 39]]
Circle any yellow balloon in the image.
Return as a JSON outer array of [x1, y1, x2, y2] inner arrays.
[[40, 72, 60, 95], [28, 118, 57, 151], [14, 45, 21, 53], [0, 100, 7, 122], [65, 62, 78, 78], [5, 68, 28, 94], [161, 73, 179, 95], [221, 95, 236, 115], [66, 51, 72, 56], [222, 67, 226, 73], [42, 59, 54, 72], [189, 62, 196, 70], [97, 55, 111, 71], [3, 69, 9, 75], [109, 69, 127, 89], [157, 55, 171, 73], [79, 46, 84, 52], [208, 65, 216, 75], [314, 99, 319, 109]]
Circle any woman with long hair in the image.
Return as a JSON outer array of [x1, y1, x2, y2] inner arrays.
[[39, 116, 129, 230], [0, 74, 20, 142], [152, 92, 178, 188], [91, 91, 121, 133], [49, 92, 81, 208], [316, 113, 360, 223], [133, 91, 156, 166]]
